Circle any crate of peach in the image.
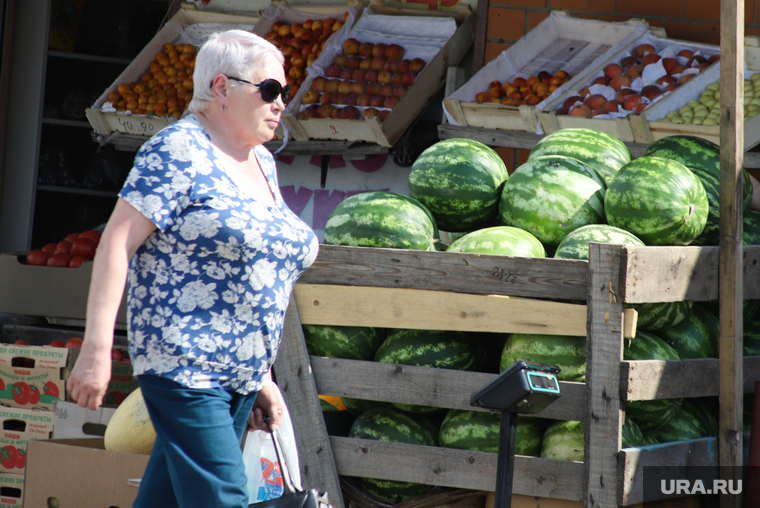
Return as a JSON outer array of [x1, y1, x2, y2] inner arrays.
[[442, 11, 649, 133], [86, 5, 260, 139], [536, 33, 721, 142], [280, 6, 475, 147]]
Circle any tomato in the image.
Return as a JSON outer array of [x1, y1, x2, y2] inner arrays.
[[70, 237, 96, 259], [13, 340, 27, 346], [0, 446, 17, 469], [105, 390, 126, 405], [78, 230, 102, 246], [65, 337, 83, 348], [28, 384, 40, 405], [54, 240, 72, 254], [111, 349, 124, 362], [64, 232, 80, 243], [69, 256, 88, 268], [14, 449, 25, 469], [0, 379, 5, 390], [11, 383, 30, 405], [41, 243, 57, 254], [47, 252, 72, 267], [25, 250, 50, 266], [43, 381, 59, 399], [49, 340, 66, 347]]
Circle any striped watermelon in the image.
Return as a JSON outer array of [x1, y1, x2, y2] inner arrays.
[[745, 209, 760, 245], [540, 420, 584, 461], [348, 406, 438, 503], [626, 399, 680, 431], [629, 301, 694, 331], [324, 191, 439, 251], [340, 398, 389, 417], [648, 399, 712, 443], [446, 226, 546, 258], [641, 433, 659, 446], [499, 155, 606, 250], [438, 410, 542, 456], [700, 299, 760, 323], [528, 128, 632, 186], [474, 332, 510, 375], [622, 417, 645, 448], [554, 224, 644, 260], [643, 135, 752, 246], [374, 329, 480, 413], [500, 333, 586, 382], [686, 398, 718, 437], [408, 139, 509, 232], [659, 307, 719, 359], [623, 330, 680, 361], [605, 156, 709, 246], [302, 325, 384, 361]]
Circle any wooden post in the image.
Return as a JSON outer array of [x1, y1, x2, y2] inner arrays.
[[719, 1, 744, 507], [472, 0, 487, 73], [584, 243, 626, 507]]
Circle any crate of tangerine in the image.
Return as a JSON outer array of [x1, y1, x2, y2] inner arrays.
[[442, 11, 650, 133], [86, 4, 260, 139]]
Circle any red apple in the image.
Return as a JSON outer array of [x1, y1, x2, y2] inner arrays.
[[617, 88, 636, 102], [707, 54, 721, 65], [641, 53, 661, 66], [640, 85, 662, 101], [625, 64, 644, 80], [662, 58, 680, 75], [664, 82, 679, 92], [569, 104, 591, 117], [632, 43, 656, 58], [619, 56, 640, 69], [655, 75, 677, 86], [678, 73, 696, 84], [623, 93, 642, 111], [563, 96, 583, 109], [592, 76, 611, 86], [604, 63, 624, 79], [677, 49, 694, 60], [578, 85, 591, 98], [604, 100, 622, 113], [609, 75, 632, 92], [584, 94, 607, 110], [555, 107, 569, 115], [590, 109, 608, 117]]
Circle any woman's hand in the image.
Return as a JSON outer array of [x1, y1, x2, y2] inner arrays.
[[67, 344, 113, 410], [248, 382, 284, 431]]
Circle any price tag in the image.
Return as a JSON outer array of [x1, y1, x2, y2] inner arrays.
[[116, 116, 164, 135]]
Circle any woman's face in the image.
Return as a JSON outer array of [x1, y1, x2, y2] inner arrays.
[[228, 55, 287, 145]]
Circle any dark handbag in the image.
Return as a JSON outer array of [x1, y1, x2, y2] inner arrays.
[[249, 420, 330, 508]]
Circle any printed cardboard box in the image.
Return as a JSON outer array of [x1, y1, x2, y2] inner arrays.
[[53, 400, 116, 440], [0, 473, 24, 508], [0, 406, 54, 474]]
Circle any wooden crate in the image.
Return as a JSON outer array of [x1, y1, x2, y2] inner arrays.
[[537, 33, 720, 143], [85, 4, 260, 138], [271, 244, 758, 508], [442, 11, 649, 133], [281, 4, 475, 147]]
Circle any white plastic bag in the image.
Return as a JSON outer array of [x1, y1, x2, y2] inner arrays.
[[243, 385, 302, 504]]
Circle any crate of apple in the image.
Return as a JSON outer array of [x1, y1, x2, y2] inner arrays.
[[296, 37, 425, 121], [557, 42, 720, 118], [264, 16, 349, 103], [473, 71, 570, 106], [24, 230, 101, 268]]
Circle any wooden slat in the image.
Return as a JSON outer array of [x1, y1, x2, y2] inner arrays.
[[622, 357, 760, 400], [584, 244, 626, 507], [330, 437, 585, 500], [294, 284, 590, 336], [273, 297, 343, 507], [310, 356, 586, 421], [618, 438, 718, 505], [300, 244, 589, 300]]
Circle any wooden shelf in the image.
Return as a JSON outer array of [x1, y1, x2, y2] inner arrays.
[[42, 118, 92, 128], [47, 50, 132, 65], [36, 185, 117, 198]]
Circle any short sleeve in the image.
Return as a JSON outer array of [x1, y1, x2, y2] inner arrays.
[[119, 118, 213, 231]]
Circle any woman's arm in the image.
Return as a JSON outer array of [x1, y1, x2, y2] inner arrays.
[[248, 370, 285, 431], [66, 198, 157, 410]]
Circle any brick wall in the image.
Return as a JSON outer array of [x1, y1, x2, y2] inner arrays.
[[484, 0, 757, 171]]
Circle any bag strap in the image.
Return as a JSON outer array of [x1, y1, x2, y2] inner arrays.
[[266, 417, 301, 495]]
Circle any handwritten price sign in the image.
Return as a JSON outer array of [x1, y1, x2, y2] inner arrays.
[[116, 116, 165, 135]]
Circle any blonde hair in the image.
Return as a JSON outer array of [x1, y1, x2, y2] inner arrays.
[[186, 30, 284, 114]]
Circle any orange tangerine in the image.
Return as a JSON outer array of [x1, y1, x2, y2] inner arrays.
[[513, 77, 527, 87], [139, 95, 150, 105], [163, 43, 175, 54], [475, 92, 489, 103], [117, 84, 130, 95], [145, 103, 155, 113], [183, 79, 194, 91], [148, 96, 159, 104], [555, 70, 569, 79], [526, 76, 539, 87], [108, 92, 122, 102], [501, 97, 513, 105]]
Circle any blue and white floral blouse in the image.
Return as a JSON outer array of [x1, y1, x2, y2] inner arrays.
[[119, 115, 319, 394]]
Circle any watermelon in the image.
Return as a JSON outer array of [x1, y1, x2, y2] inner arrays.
[[528, 128, 632, 186], [629, 301, 694, 331], [622, 417, 645, 448], [643, 135, 753, 246], [374, 329, 480, 413], [324, 191, 439, 251], [438, 410, 542, 456], [540, 420, 584, 461], [700, 299, 760, 323], [640, 433, 659, 446], [341, 398, 389, 417], [302, 325, 384, 361], [626, 399, 680, 431], [686, 397, 718, 437], [446, 226, 546, 258], [623, 330, 680, 361], [604, 156, 709, 246], [659, 307, 719, 359], [473, 332, 510, 374], [348, 406, 438, 503], [408, 138, 509, 232], [499, 155, 606, 250], [648, 399, 712, 443], [500, 333, 586, 382], [744, 314, 760, 356], [554, 224, 644, 260], [745, 209, 760, 245]]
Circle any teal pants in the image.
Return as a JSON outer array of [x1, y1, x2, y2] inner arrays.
[[133, 374, 258, 508]]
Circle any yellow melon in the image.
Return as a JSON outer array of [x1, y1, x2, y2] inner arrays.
[[104, 387, 156, 455]]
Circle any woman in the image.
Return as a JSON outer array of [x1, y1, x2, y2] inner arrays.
[[67, 30, 318, 508]]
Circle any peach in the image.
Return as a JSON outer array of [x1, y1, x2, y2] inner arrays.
[[325, 79, 340, 93], [385, 44, 404, 60], [377, 70, 393, 84], [369, 95, 385, 107], [341, 105, 361, 119], [392, 84, 408, 97], [609, 75, 632, 92], [371, 57, 387, 71], [356, 94, 371, 107], [380, 83, 395, 97], [385, 59, 400, 72], [632, 43, 656, 58], [333, 52, 348, 67], [331, 108, 341, 119], [563, 96, 583, 109], [316, 103, 335, 118], [569, 104, 591, 117], [364, 70, 379, 83], [604, 63, 624, 79], [359, 42, 374, 57], [366, 82, 381, 95], [625, 64, 644, 80], [641, 53, 661, 66], [398, 60, 411, 73], [372, 43, 388, 58], [339, 69, 353, 81], [640, 85, 662, 101], [331, 92, 345, 105], [402, 71, 418, 87], [344, 92, 358, 106], [377, 110, 390, 121], [325, 63, 342, 78], [391, 72, 404, 85], [362, 107, 379, 119], [319, 92, 333, 104], [338, 80, 352, 94], [359, 57, 373, 71], [343, 38, 360, 55], [346, 56, 362, 69], [584, 94, 607, 110], [311, 76, 327, 92], [352, 69, 366, 82], [623, 94, 642, 111], [409, 58, 426, 72], [383, 96, 400, 109], [301, 89, 320, 104], [301, 104, 319, 119], [351, 80, 366, 95]]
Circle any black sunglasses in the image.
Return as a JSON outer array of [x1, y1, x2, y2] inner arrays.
[[220, 75, 291, 103]]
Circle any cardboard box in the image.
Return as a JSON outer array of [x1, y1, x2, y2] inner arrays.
[[282, 4, 475, 147], [442, 11, 649, 133], [0, 252, 127, 322], [0, 473, 24, 508], [53, 400, 116, 439], [0, 344, 137, 410], [85, 4, 260, 138], [0, 406, 54, 474], [24, 438, 149, 508]]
